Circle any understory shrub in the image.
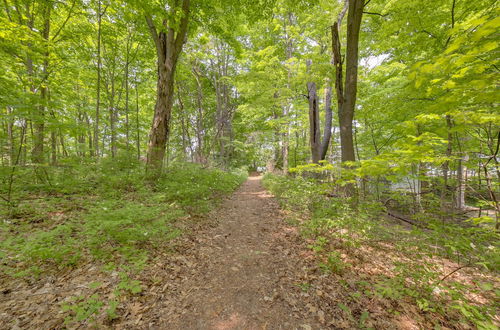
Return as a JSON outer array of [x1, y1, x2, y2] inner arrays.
[[263, 173, 499, 328]]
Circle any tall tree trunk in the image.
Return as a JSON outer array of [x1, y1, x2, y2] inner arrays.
[[192, 67, 205, 164], [456, 154, 468, 210], [306, 60, 321, 164], [320, 86, 333, 160], [332, 0, 362, 165], [331, 0, 363, 196], [282, 12, 295, 173], [32, 2, 52, 164], [441, 115, 453, 209], [85, 112, 93, 156], [135, 79, 140, 160], [282, 108, 289, 172], [211, 41, 233, 168], [145, 0, 190, 175], [177, 86, 194, 161], [49, 107, 58, 164], [124, 30, 132, 150], [7, 106, 14, 165], [109, 78, 117, 157], [94, 0, 106, 157]]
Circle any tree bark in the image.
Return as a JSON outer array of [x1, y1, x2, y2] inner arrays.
[[456, 154, 468, 210], [282, 12, 295, 173], [124, 29, 133, 150], [6, 106, 14, 165], [135, 78, 140, 160], [192, 66, 205, 164], [32, 2, 52, 164], [332, 0, 362, 165], [109, 81, 116, 157], [306, 60, 321, 164], [441, 115, 453, 209], [94, 0, 106, 158], [320, 86, 333, 160], [145, 0, 190, 175], [211, 40, 234, 168]]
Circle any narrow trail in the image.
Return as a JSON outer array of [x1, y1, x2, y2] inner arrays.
[[151, 175, 323, 329]]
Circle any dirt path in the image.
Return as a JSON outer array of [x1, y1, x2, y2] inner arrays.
[[2, 176, 487, 329], [148, 175, 323, 329]]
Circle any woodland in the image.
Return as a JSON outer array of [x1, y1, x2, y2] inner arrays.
[[0, 0, 499, 328]]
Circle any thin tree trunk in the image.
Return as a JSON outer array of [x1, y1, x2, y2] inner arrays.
[[94, 0, 106, 158], [456, 154, 468, 210], [441, 115, 453, 209], [282, 12, 295, 173], [124, 30, 132, 150], [192, 66, 205, 163], [176, 86, 194, 161], [33, 2, 52, 164], [109, 78, 116, 157], [320, 86, 333, 160], [7, 106, 14, 165], [135, 79, 140, 160]]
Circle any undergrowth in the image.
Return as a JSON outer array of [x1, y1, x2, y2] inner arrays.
[[0, 156, 247, 326], [263, 173, 499, 329]]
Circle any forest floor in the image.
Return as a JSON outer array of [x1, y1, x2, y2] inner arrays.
[[3, 175, 491, 329]]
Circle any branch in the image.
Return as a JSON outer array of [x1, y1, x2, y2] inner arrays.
[[331, 22, 344, 104], [51, 0, 77, 42], [173, 0, 190, 55], [362, 11, 388, 17], [418, 29, 437, 38], [3, 0, 13, 21], [438, 264, 471, 283], [477, 55, 500, 72], [386, 210, 426, 228], [444, 0, 456, 47], [338, 0, 348, 26], [485, 130, 499, 167], [145, 15, 162, 58]]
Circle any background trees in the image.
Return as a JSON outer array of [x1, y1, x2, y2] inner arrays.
[[0, 0, 498, 327], [2, 0, 497, 212]]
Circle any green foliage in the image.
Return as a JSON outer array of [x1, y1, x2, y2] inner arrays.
[[62, 294, 104, 324], [0, 162, 246, 279], [319, 251, 347, 275], [264, 173, 499, 328], [0, 160, 245, 325], [157, 163, 247, 214]]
